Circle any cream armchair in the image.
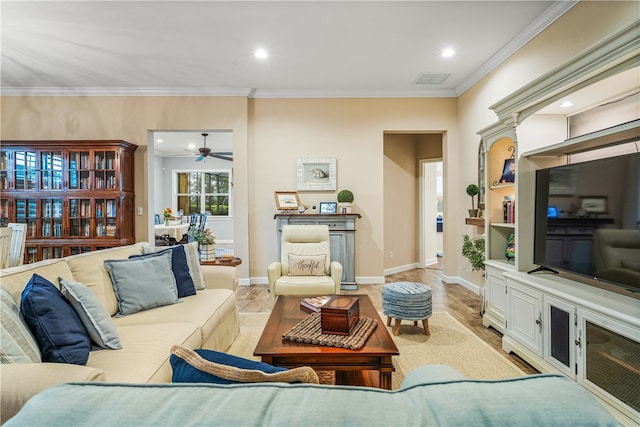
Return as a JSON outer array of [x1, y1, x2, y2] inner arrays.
[[267, 225, 342, 304]]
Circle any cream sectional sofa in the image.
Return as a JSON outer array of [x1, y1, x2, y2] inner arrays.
[[0, 242, 240, 424]]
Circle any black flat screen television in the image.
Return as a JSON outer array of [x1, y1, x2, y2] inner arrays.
[[533, 151, 640, 300]]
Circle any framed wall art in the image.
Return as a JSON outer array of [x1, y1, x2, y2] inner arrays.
[[581, 196, 608, 214], [297, 157, 337, 191], [274, 191, 300, 210]]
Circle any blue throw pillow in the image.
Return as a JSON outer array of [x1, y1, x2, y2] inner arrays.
[[171, 346, 290, 384], [20, 274, 90, 365], [104, 250, 179, 317], [130, 245, 196, 298]]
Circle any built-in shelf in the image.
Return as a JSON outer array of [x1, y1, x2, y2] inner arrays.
[[490, 222, 515, 228], [465, 217, 485, 227], [490, 183, 515, 190]]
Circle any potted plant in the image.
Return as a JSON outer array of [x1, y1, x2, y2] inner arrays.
[[337, 189, 354, 214], [466, 184, 479, 217], [187, 228, 216, 261], [462, 234, 486, 315]]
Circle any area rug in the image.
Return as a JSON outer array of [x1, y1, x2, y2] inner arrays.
[[227, 311, 525, 390]]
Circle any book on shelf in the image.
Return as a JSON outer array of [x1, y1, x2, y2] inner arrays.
[[300, 295, 333, 313]]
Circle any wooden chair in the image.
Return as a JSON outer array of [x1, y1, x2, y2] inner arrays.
[[0, 227, 13, 269], [197, 212, 208, 233], [7, 223, 27, 267], [154, 213, 161, 225]]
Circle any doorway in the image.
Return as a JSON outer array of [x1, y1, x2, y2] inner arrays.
[[148, 130, 235, 252], [420, 159, 443, 268]]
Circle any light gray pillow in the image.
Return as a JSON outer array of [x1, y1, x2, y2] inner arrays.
[[59, 278, 122, 350], [104, 250, 178, 317], [142, 242, 206, 290], [0, 287, 41, 363]]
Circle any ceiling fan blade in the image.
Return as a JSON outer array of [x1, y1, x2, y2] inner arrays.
[[212, 151, 233, 155], [196, 155, 205, 162], [209, 153, 233, 161]]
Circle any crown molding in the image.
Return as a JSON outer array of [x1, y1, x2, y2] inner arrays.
[[456, 0, 578, 96], [249, 88, 458, 99], [0, 87, 255, 97]]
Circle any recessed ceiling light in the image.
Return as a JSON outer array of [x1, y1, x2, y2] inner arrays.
[[441, 48, 455, 58], [560, 101, 574, 108], [156, 139, 163, 143], [255, 49, 268, 59], [187, 143, 195, 149]]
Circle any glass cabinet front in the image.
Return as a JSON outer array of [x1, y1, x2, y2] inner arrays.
[[95, 198, 118, 237], [68, 150, 91, 190], [69, 198, 91, 237], [40, 150, 64, 190], [15, 198, 37, 237], [41, 198, 63, 238], [13, 150, 37, 190], [0, 150, 9, 191], [94, 150, 117, 189]]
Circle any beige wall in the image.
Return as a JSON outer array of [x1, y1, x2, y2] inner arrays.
[[1, 1, 634, 288], [383, 133, 442, 270], [249, 98, 457, 282]]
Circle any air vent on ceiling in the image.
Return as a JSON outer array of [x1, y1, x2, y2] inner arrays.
[[414, 73, 451, 85]]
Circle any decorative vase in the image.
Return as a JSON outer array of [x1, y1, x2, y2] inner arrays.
[[164, 218, 170, 226], [338, 203, 352, 214], [199, 244, 216, 262]]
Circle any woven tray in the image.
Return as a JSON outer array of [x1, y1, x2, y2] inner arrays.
[[282, 312, 378, 350]]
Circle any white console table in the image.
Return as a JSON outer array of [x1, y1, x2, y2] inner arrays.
[[275, 213, 360, 290]]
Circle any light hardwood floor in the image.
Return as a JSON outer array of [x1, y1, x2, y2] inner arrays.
[[236, 260, 538, 375]]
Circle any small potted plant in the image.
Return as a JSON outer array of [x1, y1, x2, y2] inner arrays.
[[466, 184, 479, 218], [337, 189, 354, 214]]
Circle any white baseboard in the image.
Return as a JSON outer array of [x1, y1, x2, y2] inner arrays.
[[384, 263, 418, 276], [441, 273, 480, 295]]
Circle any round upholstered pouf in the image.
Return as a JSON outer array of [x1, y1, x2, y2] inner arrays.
[[382, 282, 432, 336]]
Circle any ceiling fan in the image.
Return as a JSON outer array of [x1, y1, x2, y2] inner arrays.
[[193, 133, 233, 162]]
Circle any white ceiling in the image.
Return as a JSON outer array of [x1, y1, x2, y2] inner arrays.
[[3, 0, 572, 98], [3, 1, 636, 157]]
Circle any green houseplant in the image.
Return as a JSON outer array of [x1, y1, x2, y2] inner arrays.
[[461, 234, 485, 272], [337, 189, 354, 214], [466, 184, 480, 217]]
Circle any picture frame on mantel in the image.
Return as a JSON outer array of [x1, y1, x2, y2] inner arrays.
[[297, 157, 337, 191], [274, 191, 300, 210]]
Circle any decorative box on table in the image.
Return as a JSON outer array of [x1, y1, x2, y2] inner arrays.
[[321, 296, 359, 335]]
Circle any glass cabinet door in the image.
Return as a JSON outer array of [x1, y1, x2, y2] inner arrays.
[[40, 150, 64, 190], [13, 150, 37, 190], [41, 198, 64, 238], [68, 198, 91, 237], [95, 198, 118, 237], [94, 150, 117, 189], [0, 150, 9, 191], [15, 198, 38, 237], [68, 150, 91, 190], [41, 246, 64, 260], [69, 245, 92, 256], [0, 198, 9, 227]]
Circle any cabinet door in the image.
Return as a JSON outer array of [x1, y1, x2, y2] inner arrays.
[[68, 150, 91, 190], [483, 266, 506, 333], [576, 308, 640, 419], [68, 198, 92, 237], [0, 149, 9, 191], [14, 198, 38, 238], [13, 150, 37, 191], [40, 198, 64, 238], [506, 280, 543, 356], [94, 149, 118, 190], [95, 198, 118, 237], [0, 198, 9, 227], [40, 150, 64, 190], [544, 294, 576, 379]]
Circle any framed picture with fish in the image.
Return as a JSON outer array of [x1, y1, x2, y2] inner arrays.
[[297, 157, 337, 191]]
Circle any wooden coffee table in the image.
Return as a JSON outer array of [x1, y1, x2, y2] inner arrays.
[[253, 294, 399, 389]]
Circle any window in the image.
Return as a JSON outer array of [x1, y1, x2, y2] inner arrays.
[[175, 170, 231, 216]]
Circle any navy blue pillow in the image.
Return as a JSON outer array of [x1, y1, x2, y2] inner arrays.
[[20, 274, 91, 365], [171, 349, 288, 384], [130, 245, 196, 298]]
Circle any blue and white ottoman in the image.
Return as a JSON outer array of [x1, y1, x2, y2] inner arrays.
[[382, 282, 432, 336]]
